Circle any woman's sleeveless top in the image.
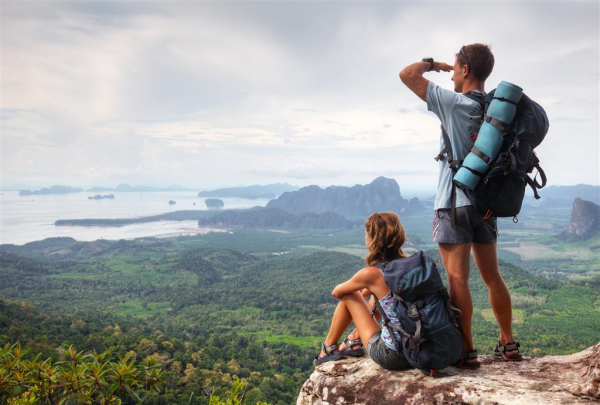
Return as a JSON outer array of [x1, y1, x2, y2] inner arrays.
[[378, 292, 403, 351]]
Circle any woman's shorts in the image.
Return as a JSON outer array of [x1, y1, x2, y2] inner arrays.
[[367, 332, 413, 370]]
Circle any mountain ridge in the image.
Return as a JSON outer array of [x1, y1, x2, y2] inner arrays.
[[198, 183, 298, 199], [266, 177, 422, 217]]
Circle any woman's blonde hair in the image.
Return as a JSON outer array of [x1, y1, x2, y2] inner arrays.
[[365, 212, 408, 266]]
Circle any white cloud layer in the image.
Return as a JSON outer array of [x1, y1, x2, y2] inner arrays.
[[1, 1, 598, 193]]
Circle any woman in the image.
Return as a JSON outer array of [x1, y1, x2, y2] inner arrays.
[[313, 212, 413, 370]]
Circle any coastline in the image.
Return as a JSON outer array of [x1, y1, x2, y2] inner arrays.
[[0, 191, 270, 246]]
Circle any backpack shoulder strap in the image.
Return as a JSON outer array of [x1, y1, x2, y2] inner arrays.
[[463, 90, 486, 107], [526, 152, 547, 199], [435, 126, 462, 171], [437, 91, 486, 230], [434, 91, 484, 167], [438, 127, 459, 230]]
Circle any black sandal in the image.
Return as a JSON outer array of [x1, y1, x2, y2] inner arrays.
[[342, 336, 365, 357], [494, 341, 522, 361], [454, 349, 481, 370], [313, 341, 344, 366]]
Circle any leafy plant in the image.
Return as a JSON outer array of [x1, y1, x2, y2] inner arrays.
[[208, 377, 270, 405], [0, 343, 163, 405]]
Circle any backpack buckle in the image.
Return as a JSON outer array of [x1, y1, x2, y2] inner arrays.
[[408, 305, 420, 320]]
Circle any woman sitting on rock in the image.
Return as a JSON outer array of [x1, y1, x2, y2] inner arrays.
[[314, 212, 412, 370]]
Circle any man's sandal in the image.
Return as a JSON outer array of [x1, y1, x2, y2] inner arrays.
[[342, 336, 366, 357], [313, 341, 344, 366], [494, 341, 522, 361], [454, 349, 481, 370]]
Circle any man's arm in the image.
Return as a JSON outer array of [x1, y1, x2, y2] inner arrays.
[[400, 61, 453, 102]]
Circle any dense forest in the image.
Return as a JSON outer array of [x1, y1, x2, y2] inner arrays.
[[1, 229, 599, 404], [198, 207, 355, 229]]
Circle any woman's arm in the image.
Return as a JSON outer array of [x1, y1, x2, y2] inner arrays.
[[331, 267, 379, 299]]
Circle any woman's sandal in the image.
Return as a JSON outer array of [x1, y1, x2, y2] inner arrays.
[[342, 336, 366, 357], [313, 341, 345, 366], [454, 349, 481, 370], [494, 341, 523, 361]]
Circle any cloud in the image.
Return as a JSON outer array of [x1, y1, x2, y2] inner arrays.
[[249, 159, 436, 180], [551, 117, 590, 123], [1, 1, 598, 189]]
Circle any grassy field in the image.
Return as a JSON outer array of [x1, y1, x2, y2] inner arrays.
[[480, 308, 525, 324]]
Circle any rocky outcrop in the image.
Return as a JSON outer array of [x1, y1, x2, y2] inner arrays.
[[297, 344, 599, 404], [565, 198, 600, 240], [267, 177, 420, 217], [406, 197, 426, 213]]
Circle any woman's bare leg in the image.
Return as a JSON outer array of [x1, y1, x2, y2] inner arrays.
[[320, 291, 380, 357], [339, 290, 379, 351]]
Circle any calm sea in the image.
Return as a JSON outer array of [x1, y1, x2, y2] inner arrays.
[[0, 191, 270, 246]]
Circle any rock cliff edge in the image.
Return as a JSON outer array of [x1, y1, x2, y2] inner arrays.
[[297, 344, 599, 404]]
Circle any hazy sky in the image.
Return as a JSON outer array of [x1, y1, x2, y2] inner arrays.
[[1, 1, 598, 195]]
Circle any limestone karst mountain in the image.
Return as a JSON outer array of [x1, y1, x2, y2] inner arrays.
[[266, 177, 423, 217], [565, 198, 600, 240]]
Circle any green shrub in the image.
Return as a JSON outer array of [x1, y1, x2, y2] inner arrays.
[[0, 343, 163, 405]]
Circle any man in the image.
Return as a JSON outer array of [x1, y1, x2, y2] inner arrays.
[[399, 44, 522, 368]]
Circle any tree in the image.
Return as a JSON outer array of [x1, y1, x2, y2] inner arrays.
[[0, 343, 163, 405]]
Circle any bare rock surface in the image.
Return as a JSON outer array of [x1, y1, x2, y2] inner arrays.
[[565, 198, 600, 239], [297, 344, 599, 404]]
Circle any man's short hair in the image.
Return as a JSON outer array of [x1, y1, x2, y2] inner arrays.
[[457, 43, 495, 82]]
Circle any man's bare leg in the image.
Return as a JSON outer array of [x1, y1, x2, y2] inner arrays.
[[439, 242, 474, 351], [471, 242, 518, 355]]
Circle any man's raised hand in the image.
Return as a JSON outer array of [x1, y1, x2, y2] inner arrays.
[[433, 62, 453, 72]]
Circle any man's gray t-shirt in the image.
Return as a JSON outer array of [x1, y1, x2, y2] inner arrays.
[[426, 81, 484, 211]]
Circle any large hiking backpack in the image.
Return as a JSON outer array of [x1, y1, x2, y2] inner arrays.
[[436, 89, 549, 223], [374, 250, 462, 374]]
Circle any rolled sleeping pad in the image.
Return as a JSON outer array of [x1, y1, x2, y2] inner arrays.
[[454, 81, 523, 190]]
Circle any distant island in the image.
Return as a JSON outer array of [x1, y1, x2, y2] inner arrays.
[[198, 183, 298, 199], [88, 194, 115, 200], [205, 198, 224, 209], [55, 210, 215, 227], [169, 200, 176, 205], [198, 207, 356, 230], [266, 177, 424, 218], [19, 185, 83, 196]]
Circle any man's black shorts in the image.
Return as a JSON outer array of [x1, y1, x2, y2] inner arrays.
[[432, 206, 498, 244]]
